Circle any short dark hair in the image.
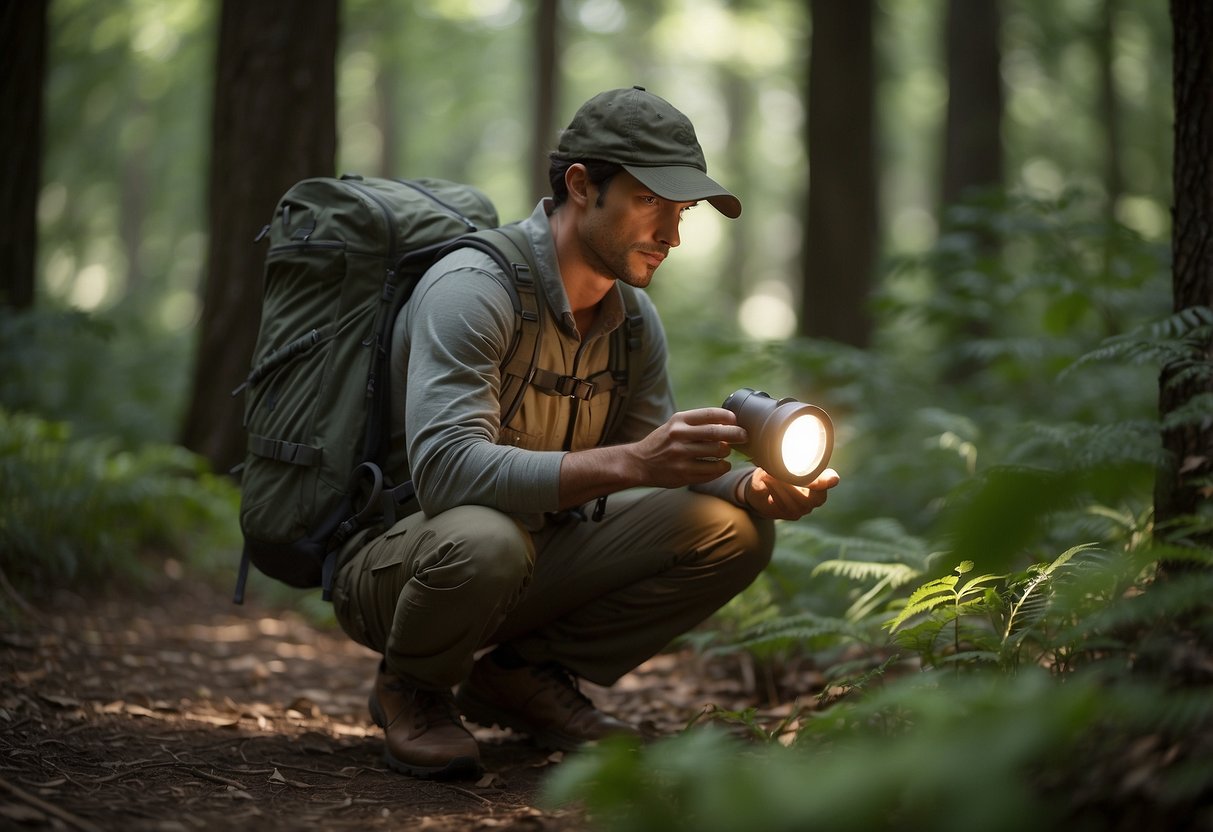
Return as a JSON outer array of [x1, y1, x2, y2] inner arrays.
[[548, 156, 624, 207]]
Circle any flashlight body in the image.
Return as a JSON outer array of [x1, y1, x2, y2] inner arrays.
[[723, 387, 834, 486]]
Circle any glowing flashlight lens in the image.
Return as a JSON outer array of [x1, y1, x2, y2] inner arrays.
[[781, 415, 829, 478]]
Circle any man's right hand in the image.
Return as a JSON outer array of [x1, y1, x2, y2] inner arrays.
[[627, 408, 747, 487], [556, 408, 748, 509]]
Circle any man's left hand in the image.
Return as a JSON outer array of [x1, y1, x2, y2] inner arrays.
[[742, 467, 840, 521]]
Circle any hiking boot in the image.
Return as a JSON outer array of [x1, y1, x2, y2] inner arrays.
[[368, 661, 482, 779], [455, 654, 642, 751]]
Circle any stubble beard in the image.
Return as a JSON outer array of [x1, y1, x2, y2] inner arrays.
[[582, 238, 656, 290]]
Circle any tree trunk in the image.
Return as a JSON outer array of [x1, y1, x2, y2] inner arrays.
[[531, 0, 561, 205], [0, 0, 48, 310], [801, 0, 877, 346], [1097, 0, 1125, 213], [180, 0, 338, 475], [940, 0, 1003, 381], [1156, 0, 1213, 550], [941, 0, 1003, 208]]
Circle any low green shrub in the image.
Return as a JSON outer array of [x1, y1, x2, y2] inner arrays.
[[0, 407, 240, 604]]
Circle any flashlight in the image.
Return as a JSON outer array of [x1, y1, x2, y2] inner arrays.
[[722, 388, 834, 485]]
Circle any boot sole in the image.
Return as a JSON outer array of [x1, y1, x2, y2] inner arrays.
[[383, 748, 483, 780], [369, 693, 484, 780]]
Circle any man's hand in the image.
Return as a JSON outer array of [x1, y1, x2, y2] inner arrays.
[[742, 467, 840, 521], [628, 408, 747, 487], [558, 408, 745, 509]]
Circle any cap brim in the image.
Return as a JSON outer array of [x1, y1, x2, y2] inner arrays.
[[623, 164, 742, 218]]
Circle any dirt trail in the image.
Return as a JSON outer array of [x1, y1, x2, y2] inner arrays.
[[0, 576, 788, 831]]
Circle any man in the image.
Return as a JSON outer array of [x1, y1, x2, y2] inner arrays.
[[332, 86, 840, 779]]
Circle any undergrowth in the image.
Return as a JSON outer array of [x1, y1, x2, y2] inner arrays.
[[0, 408, 242, 611], [544, 192, 1213, 829]]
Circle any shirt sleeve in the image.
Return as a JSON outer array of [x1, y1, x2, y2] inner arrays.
[[402, 265, 565, 516]]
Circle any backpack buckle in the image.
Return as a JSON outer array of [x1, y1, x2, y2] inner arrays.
[[554, 375, 595, 400]]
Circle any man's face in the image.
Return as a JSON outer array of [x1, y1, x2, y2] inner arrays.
[[578, 171, 697, 290]]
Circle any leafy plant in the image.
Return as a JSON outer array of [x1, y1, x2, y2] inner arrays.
[[0, 408, 240, 607], [884, 560, 1004, 667]]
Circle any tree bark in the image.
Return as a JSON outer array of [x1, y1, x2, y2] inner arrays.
[[801, 0, 877, 346], [0, 0, 48, 310], [180, 0, 338, 475], [1156, 0, 1213, 549]]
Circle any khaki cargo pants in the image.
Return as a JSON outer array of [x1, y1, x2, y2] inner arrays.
[[331, 487, 774, 690]]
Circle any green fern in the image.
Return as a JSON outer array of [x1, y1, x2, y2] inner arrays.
[[1000, 542, 1107, 664], [885, 561, 1003, 633], [813, 559, 919, 585], [1062, 306, 1213, 378], [0, 408, 240, 597], [707, 611, 871, 657]]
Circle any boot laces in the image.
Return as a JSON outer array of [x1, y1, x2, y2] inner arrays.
[[383, 671, 462, 731], [532, 663, 594, 713], [410, 688, 462, 730]]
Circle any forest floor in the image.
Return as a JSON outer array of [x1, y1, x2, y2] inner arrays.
[[0, 571, 821, 831]]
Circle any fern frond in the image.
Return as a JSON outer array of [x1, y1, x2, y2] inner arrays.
[[1144, 305, 1213, 338], [884, 586, 956, 632], [1062, 306, 1213, 378], [707, 611, 869, 656], [890, 613, 951, 653], [813, 559, 920, 585], [1003, 543, 1115, 649], [1162, 393, 1213, 431], [958, 573, 1004, 600], [1017, 420, 1162, 468], [845, 568, 922, 623]]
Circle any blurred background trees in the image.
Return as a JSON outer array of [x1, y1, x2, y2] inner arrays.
[[8, 0, 1179, 454]]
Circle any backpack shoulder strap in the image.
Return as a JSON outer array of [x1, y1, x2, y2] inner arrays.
[[439, 225, 543, 431], [599, 284, 645, 446], [437, 225, 646, 446]]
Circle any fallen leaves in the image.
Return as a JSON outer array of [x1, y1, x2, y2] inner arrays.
[[0, 580, 815, 830]]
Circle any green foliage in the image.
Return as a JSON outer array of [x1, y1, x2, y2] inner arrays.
[[576, 190, 1213, 829], [545, 544, 1213, 831], [0, 306, 191, 446], [883, 560, 1003, 666], [0, 408, 240, 602], [546, 666, 1213, 832]]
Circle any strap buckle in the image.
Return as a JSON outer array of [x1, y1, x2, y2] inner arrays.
[[554, 375, 595, 400]]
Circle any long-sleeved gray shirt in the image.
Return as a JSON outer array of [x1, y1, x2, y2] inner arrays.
[[387, 199, 751, 529]]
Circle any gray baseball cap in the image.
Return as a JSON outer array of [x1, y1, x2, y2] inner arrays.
[[553, 86, 742, 218]]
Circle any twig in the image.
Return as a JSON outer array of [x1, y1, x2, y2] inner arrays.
[[440, 783, 494, 807], [0, 774, 105, 832], [188, 768, 247, 789], [266, 760, 357, 779]]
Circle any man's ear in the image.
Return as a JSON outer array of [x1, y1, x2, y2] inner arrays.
[[565, 163, 592, 208]]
